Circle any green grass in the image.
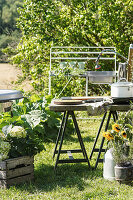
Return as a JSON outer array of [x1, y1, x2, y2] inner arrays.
[[0, 114, 133, 200]]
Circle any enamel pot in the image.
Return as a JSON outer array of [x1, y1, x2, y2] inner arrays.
[[111, 79, 133, 98]]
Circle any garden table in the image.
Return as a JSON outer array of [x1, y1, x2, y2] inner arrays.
[[50, 99, 131, 170], [50, 101, 91, 170]]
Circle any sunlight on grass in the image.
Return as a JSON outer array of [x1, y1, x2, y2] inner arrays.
[[0, 116, 132, 200]]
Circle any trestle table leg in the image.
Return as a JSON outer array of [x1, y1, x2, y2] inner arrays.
[[54, 111, 69, 170], [94, 111, 112, 169], [70, 111, 91, 168], [53, 111, 66, 159], [89, 112, 107, 160]]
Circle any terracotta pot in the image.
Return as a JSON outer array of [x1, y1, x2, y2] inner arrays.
[[114, 163, 133, 184]]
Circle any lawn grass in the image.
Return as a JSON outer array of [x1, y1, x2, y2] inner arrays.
[[0, 113, 132, 200]]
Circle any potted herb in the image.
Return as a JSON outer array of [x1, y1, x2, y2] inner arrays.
[[103, 111, 133, 184]]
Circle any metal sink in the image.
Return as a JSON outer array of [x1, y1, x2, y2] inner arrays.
[[86, 71, 116, 84]]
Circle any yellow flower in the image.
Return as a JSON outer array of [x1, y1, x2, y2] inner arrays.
[[112, 123, 120, 133], [121, 131, 127, 138], [103, 131, 114, 141], [103, 132, 108, 137]]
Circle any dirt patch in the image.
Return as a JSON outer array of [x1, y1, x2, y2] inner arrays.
[[0, 63, 33, 91]]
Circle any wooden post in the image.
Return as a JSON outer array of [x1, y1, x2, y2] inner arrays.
[[128, 44, 133, 82]]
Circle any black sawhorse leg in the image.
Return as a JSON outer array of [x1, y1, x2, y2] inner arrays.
[[89, 111, 107, 160], [89, 110, 118, 169], [53, 111, 66, 160], [53, 110, 90, 170]]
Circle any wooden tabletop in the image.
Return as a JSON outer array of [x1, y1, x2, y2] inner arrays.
[[50, 101, 131, 112], [50, 101, 87, 112]]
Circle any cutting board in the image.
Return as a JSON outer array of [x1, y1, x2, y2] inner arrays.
[[53, 99, 83, 105], [61, 96, 109, 102]]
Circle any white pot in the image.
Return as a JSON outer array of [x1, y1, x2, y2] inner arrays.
[[111, 79, 133, 98]]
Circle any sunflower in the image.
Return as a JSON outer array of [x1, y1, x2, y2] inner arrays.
[[112, 123, 120, 133], [121, 131, 127, 138], [103, 131, 114, 141]]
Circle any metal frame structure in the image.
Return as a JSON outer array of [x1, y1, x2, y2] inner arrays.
[[49, 46, 117, 96]]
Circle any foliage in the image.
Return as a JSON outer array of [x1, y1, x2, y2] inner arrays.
[[8, 0, 132, 95], [103, 111, 133, 166], [0, 0, 23, 62], [0, 0, 23, 34], [0, 94, 62, 159]]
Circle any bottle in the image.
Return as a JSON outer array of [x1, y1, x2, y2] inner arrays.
[[103, 148, 116, 181]]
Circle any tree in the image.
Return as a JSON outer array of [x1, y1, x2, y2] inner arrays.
[[0, 0, 23, 62], [11, 0, 133, 95]]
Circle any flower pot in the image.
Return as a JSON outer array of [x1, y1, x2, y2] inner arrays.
[[114, 163, 133, 184]]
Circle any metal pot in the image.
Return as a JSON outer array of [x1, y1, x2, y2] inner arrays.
[[111, 78, 133, 98]]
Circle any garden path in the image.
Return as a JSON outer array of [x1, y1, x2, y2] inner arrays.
[[0, 63, 32, 91]]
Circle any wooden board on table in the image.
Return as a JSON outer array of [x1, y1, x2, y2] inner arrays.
[[53, 99, 83, 105], [61, 96, 110, 102]]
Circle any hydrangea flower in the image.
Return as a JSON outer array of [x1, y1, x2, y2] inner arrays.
[[9, 126, 27, 138], [0, 132, 6, 139], [0, 141, 11, 161]]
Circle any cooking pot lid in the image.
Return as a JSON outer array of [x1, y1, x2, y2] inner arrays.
[[112, 80, 133, 87]]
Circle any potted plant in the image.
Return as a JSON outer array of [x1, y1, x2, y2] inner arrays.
[[0, 94, 61, 187], [103, 111, 133, 184]]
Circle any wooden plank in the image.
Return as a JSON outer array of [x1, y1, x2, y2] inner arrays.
[[109, 104, 131, 112], [128, 45, 133, 82], [7, 173, 34, 186], [0, 164, 34, 180], [6, 156, 34, 169], [50, 102, 87, 112], [0, 156, 34, 170], [0, 171, 6, 179], [7, 165, 34, 179], [61, 96, 108, 101], [53, 100, 83, 105], [0, 161, 6, 170]]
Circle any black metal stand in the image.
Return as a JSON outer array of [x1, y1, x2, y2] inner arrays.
[[90, 110, 118, 169], [53, 111, 90, 170]]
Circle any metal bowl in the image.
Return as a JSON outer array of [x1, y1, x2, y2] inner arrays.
[[86, 71, 116, 84], [0, 89, 23, 102]]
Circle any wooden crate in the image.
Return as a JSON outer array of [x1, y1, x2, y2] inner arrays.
[[0, 156, 34, 188]]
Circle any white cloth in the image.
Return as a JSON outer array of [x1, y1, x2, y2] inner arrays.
[[86, 98, 113, 116]]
